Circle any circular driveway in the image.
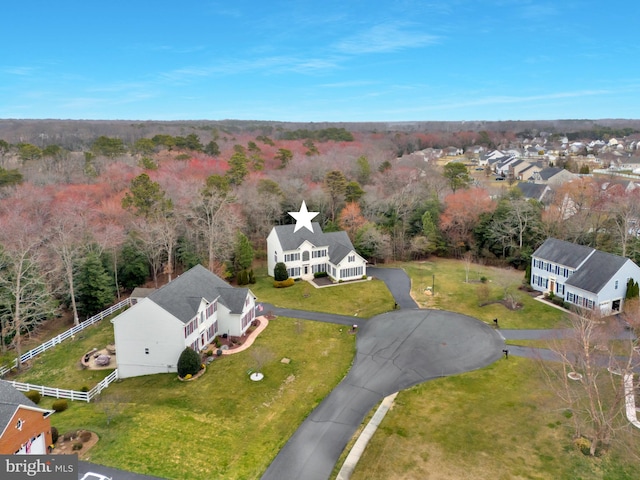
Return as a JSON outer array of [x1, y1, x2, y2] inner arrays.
[[261, 308, 504, 480]]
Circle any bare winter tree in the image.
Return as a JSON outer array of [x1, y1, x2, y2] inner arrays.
[[184, 176, 241, 272], [0, 200, 57, 363], [463, 250, 474, 283], [251, 346, 274, 374], [540, 308, 639, 456]]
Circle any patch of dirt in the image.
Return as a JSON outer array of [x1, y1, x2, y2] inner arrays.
[[52, 430, 99, 459], [479, 299, 523, 310]]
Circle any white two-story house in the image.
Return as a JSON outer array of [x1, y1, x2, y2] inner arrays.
[[112, 265, 256, 378], [531, 238, 640, 315], [267, 222, 367, 282]]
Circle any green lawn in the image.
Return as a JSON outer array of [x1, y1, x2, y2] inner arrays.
[[399, 259, 565, 329], [347, 356, 640, 480], [36, 317, 355, 479], [249, 271, 394, 318], [16, 319, 115, 389], [12, 258, 639, 479]]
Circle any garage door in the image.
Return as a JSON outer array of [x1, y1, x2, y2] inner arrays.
[[16, 433, 46, 454]]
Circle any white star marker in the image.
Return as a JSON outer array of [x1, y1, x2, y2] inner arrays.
[[289, 200, 319, 233]]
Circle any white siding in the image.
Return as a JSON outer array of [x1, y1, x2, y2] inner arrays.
[[266, 229, 282, 277], [113, 300, 185, 378]]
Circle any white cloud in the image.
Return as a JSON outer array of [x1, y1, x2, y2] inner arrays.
[[2, 66, 36, 76], [335, 23, 439, 54]]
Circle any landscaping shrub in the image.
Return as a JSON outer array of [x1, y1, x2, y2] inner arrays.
[[52, 399, 68, 412], [177, 347, 201, 378], [79, 431, 92, 442], [248, 269, 256, 284], [574, 436, 591, 455], [313, 271, 328, 278], [72, 442, 83, 451], [80, 386, 89, 392], [51, 427, 59, 444], [236, 269, 249, 285], [25, 390, 41, 404], [273, 278, 295, 288], [274, 262, 289, 281], [63, 432, 74, 442]]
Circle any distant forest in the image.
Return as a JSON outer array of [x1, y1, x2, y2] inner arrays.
[[0, 118, 639, 355]]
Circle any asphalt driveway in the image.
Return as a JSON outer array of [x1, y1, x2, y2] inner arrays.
[[368, 266, 418, 309], [261, 308, 504, 480]]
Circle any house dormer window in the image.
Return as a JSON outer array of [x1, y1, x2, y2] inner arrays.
[[615, 280, 618, 289]]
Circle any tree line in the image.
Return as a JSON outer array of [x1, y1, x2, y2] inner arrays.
[[0, 127, 639, 363]]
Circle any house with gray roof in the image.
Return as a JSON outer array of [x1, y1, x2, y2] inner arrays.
[[267, 222, 366, 282], [531, 238, 640, 315], [530, 167, 577, 187], [515, 182, 551, 203], [0, 380, 54, 454], [112, 265, 256, 378]]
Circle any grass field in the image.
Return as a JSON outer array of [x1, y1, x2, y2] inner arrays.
[[347, 355, 640, 480], [400, 259, 564, 329], [34, 317, 355, 479], [249, 272, 395, 318], [9, 258, 640, 479]]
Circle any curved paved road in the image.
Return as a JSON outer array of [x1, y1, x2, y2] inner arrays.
[[262, 268, 504, 480]]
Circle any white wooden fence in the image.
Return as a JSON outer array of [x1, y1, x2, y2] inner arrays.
[[0, 298, 131, 377], [7, 369, 119, 403]]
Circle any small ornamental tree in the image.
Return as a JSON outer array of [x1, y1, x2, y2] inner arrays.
[[274, 262, 289, 281], [626, 278, 639, 299], [177, 347, 201, 378]]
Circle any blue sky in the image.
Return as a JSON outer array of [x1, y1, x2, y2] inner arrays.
[[2, 1, 638, 122]]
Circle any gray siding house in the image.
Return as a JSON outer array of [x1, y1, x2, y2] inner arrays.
[[531, 238, 640, 315]]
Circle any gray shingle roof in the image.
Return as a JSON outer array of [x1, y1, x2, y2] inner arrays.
[[147, 265, 250, 323], [516, 182, 548, 202], [537, 167, 563, 180], [532, 238, 594, 269], [0, 380, 38, 434], [273, 223, 357, 265], [565, 250, 628, 294]]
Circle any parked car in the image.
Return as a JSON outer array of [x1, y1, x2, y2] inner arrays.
[[495, 176, 505, 181]]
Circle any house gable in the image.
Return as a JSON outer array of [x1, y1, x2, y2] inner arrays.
[[0, 381, 53, 454]]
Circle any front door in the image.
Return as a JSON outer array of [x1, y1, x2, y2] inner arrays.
[[549, 278, 556, 294], [304, 265, 308, 275]]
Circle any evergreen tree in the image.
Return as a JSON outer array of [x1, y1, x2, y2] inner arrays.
[[177, 347, 201, 378], [226, 146, 249, 185], [232, 232, 254, 275], [76, 252, 115, 318], [274, 262, 289, 281], [117, 242, 149, 290]]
